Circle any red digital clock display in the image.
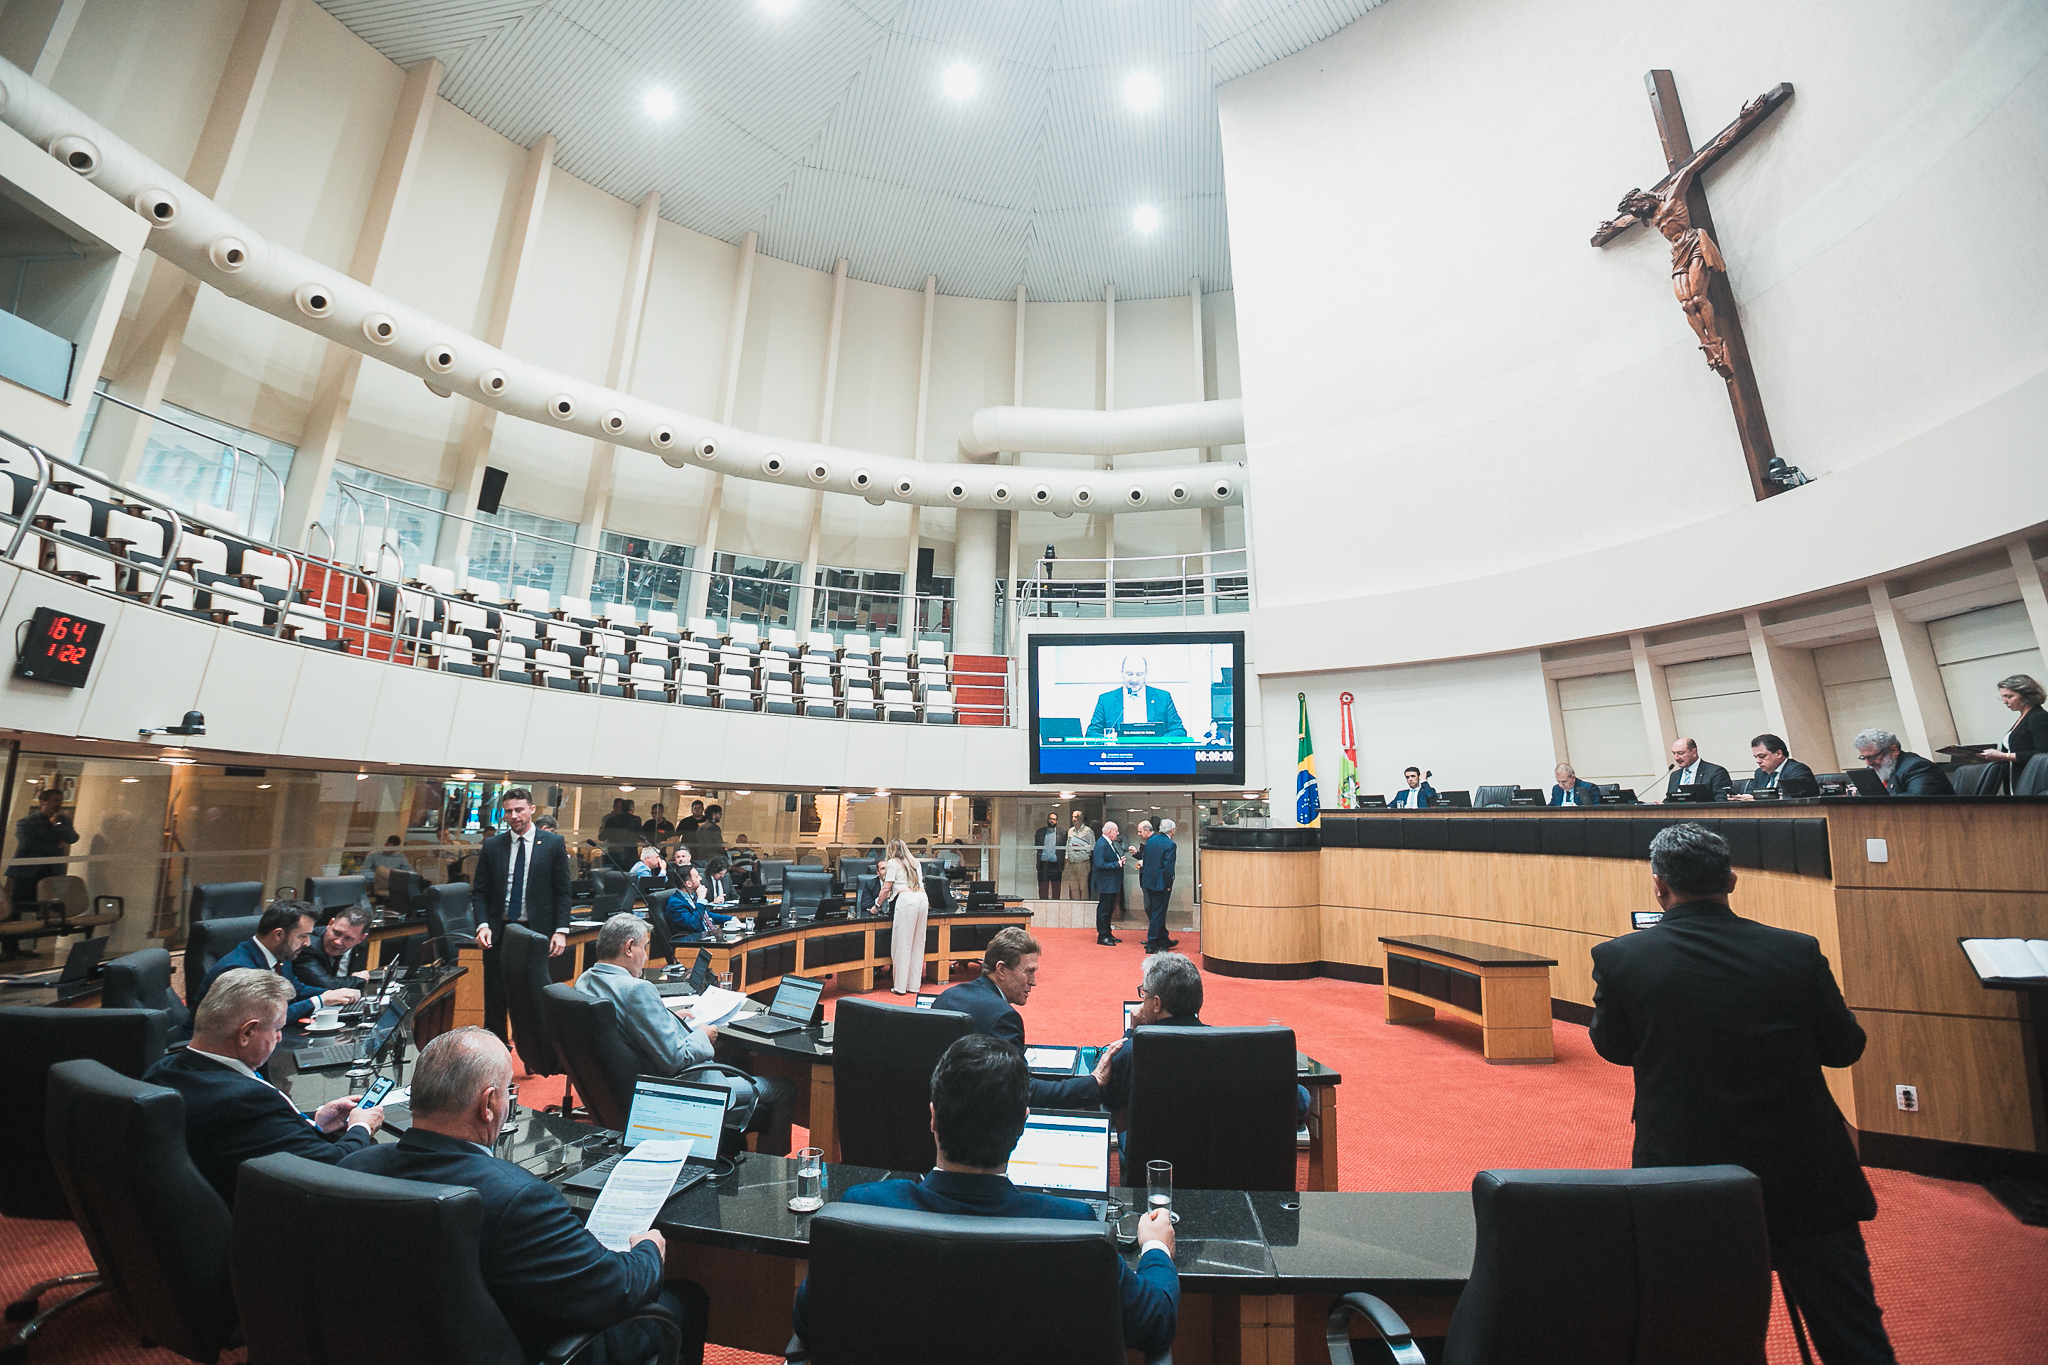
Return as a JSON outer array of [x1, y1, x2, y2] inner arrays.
[[15, 606, 105, 688]]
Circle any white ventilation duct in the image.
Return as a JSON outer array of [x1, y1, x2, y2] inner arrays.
[[0, 59, 1243, 515], [959, 398, 1243, 459]]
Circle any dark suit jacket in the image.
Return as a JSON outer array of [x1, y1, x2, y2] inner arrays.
[[1085, 685, 1186, 738], [1750, 758, 1817, 795], [142, 1049, 375, 1206], [470, 828, 574, 935], [342, 1127, 665, 1362], [930, 974, 1098, 1108], [1548, 782, 1600, 807], [1089, 836, 1125, 896], [1033, 824, 1066, 865], [196, 937, 323, 1024], [292, 925, 366, 991], [1389, 783, 1436, 810], [2003, 705, 2048, 766], [792, 1170, 1178, 1354], [1884, 751, 1954, 796], [1589, 900, 1874, 1236], [1665, 761, 1733, 799], [1138, 833, 1177, 892]]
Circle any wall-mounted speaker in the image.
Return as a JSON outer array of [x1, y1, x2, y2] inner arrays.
[[916, 546, 936, 594], [478, 466, 508, 515]]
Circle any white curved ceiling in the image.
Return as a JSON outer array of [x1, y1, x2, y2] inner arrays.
[[315, 0, 1379, 301]]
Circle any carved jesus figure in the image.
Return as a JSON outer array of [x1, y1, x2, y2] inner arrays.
[[1597, 94, 1773, 377]]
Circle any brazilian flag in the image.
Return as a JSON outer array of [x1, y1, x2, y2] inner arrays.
[[1296, 692, 1321, 826]]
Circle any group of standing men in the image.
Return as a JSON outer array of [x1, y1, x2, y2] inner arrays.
[[1031, 810, 1179, 953]]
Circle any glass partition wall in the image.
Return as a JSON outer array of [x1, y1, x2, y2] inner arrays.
[[3, 749, 1269, 959]]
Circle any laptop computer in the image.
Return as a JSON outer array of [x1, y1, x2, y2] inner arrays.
[[1024, 1045, 1083, 1079], [1666, 782, 1721, 805], [1122, 1000, 1142, 1033], [913, 994, 940, 1010], [1039, 717, 1084, 743], [1, 935, 108, 989], [656, 947, 715, 998], [724, 973, 826, 1038], [560, 1075, 729, 1194], [1006, 1109, 1114, 1217], [296, 991, 411, 1069]]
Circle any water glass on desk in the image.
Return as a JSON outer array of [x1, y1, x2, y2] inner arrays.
[[1147, 1160, 1178, 1225], [789, 1147, 825, 1213]]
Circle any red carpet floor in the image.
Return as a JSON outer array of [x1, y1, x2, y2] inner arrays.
[[7, 927, 2045, 1364]]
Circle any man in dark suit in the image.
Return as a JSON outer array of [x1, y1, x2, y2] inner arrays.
[[1852, 728, 1954, 796], [343, 1027, 708, 1365], [1138, 820, 1178, 952], [1390, 766, 1436, 809], [471, 786, 575, 1040], [1548, 762, 1600, 807], [293, 906, 371, 991], [1734, 733, 1818, 799], [196, 899, 359, 1024], [1591, 823, 1896, 1364], [1662, 736, 1733, 801], [1091, 820, 1128, 946], [1084, 655, 1187, 738], [933, 927, 1099, 1108], [791, 1035, 1177, 1357], [144, 968, 384, 1205]]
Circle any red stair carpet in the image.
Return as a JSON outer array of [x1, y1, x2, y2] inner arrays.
[[7, 928, 2044, 1364]]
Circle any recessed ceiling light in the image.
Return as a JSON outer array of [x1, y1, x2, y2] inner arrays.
[[942, 63, 978, 101], [159, 756, 195, 766], [735, 790, 751, 795], [673, 781, 691, 790], [1124, 72, 1161, 111], [643, 89, 676, 120], [619, 784, 636, 792], [258, 783, 272, 789], [1133, 205, 1160, 233], [356, 773, 369, 781], [120, 777, 139, 784]]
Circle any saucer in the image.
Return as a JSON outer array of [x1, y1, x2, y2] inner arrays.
[[305, 1021, 345, 1033]]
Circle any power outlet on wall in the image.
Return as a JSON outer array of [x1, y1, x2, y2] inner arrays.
[[1895, 1084, 1919, 1112]]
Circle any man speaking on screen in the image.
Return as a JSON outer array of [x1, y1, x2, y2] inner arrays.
[[1086, 656, 1187, 738]]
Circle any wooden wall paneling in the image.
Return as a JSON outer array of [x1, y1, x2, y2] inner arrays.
[[1202, 900, 1322, 964], [1851, 1009, 2040, 1151], [1826, 804, 2048, 893], [1205, 850, 1321, 907], [1834, 890, 2048, 1018]]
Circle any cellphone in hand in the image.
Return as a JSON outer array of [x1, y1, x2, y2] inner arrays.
[[357, 1075, 396, 1110]]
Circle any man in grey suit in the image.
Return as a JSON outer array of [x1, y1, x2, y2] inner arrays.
[[576, 914, 796, 1154]]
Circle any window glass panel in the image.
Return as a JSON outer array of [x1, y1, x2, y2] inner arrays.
[[471, 507, 577, 596], [320, 461, 447, 577], [76, 383, 296, 538], [595, 532, 694, 618], [709, 552, 797, 627]]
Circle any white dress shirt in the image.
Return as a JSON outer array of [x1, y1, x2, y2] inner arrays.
[[509, 825, 537, 919], [1123, 688, 1148, 725]]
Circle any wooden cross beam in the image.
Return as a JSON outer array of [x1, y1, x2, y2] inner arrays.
[[1595, 72, 1794, 501]]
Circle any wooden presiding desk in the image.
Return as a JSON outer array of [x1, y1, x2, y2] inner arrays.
[[1200, 799, 2048, 1174]]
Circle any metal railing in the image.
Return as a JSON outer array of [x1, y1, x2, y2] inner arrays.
[[1019, 548, 1250, 618], [88, 388, 288, 539], [2, 427, 1014, 725]]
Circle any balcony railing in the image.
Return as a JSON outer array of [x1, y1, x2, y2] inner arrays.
[[1018, 549, 1250, 619]]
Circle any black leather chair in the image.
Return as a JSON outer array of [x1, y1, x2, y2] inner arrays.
[[832, 998, 974, 1171], [189, 880, 263, 924], [1949, 761, 2003, 796], [792, 1203, 1164, 1364], [1123, 1025, 1298, 1191], [647, 898, 677, 964], [100, 946, 192, 1037], [540, 984, 758, 1155], [836, 857, 879, 891], [182, 913, 261, 1011], [304, 874, 368, 913], [2019, 752, 2048, 797], [1326, 1166, 1770, 1365], [756, 858, 793, 890], [41, 1059, 236, 1365], [231, 1152, 682, 1365], [425, 883, 479, 965], [782, 868, 832, 920], [1473, 784, 1517, 809], [502, 924, 567, 1086], [591, 867, 633, 917]]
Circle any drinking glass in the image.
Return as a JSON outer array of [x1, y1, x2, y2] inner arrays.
[[1146, 1160, 1178, 1224], [717, 970, 735, 991], [789, 1147, 825, 1213]]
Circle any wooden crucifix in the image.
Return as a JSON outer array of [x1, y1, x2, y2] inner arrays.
[[1594, 72, 1794, 500]]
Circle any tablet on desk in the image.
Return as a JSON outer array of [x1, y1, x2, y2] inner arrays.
[[1024, 1045, 1082, 1077]]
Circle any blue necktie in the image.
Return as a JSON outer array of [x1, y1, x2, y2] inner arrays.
[[509, 836, 527, 923]]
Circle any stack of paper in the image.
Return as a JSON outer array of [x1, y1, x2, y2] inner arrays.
[[683, 985, 750, 1027], [1960, 938, 2048, 982], [585, 1139, 693, 1251]]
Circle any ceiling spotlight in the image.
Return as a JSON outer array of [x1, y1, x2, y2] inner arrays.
[[120, 777, 139, 784], [619, 784, 636, 793], [1124, 72, 1161, 111], [1133, 205, 1160, 233], [643, 89, 676, 120], [942, 63, 978, 101], [356, 773, 368, 781], [258, 783, 273, 789]]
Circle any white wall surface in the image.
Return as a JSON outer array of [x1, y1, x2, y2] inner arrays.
[[1223, 0, 2048, 667], [1556, 671, 1653, 792], [1814, 638, 1904, 768], [1928, 602, 2045, 745]]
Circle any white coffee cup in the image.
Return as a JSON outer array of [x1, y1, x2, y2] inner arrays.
[[313, 1008, 341, 1028]]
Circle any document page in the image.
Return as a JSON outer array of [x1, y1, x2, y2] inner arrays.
[[683, 986, 749, 1026], [585, 1138, 693, 1251], [1961, 938, 2048, 981]]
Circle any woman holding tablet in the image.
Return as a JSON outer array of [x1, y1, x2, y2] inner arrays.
[[881, 839, 930, 994]]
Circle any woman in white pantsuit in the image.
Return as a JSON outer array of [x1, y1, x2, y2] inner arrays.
[[881, 838, 929, 994]]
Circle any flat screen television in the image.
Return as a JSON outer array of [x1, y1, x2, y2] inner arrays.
[[1027, 630, 1246, 785]]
